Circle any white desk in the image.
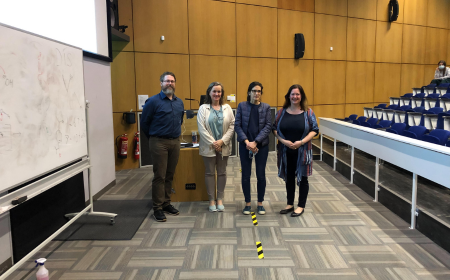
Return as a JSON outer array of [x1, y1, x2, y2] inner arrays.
[[319, 118, 450, 229]]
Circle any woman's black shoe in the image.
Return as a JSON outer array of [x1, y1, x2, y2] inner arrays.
[[279, 207, 294, 214], [291, 209, 304, 217]]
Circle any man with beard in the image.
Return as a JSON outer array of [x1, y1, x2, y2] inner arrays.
[[141, 72, 184, 222]]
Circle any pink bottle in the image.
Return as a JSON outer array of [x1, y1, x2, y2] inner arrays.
[[35, 258, 49, 280]]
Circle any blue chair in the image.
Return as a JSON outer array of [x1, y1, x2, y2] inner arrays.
[[386, 123, 406, 134], [402, 126, 428, 140], [361, 118, 378, 128], [441, 93, 450, 99], [424, 107, 444, 115], [387, 104, 399, 110], [415, 92, 426, 98], [344, 114, 358, 121], [427, 93, 440, 98], [413, 106, 425, 113], [353, 116, 367, 125], [422, 129, 450, 145], [399, 105, 412, 111], [374, 120, 392, 129], [402, 93, 413, 98], [375, 103, 387, 109]]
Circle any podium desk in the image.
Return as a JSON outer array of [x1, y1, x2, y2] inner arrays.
[[171, 147, 209, 202]]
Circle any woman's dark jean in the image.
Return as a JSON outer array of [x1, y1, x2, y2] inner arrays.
[[239, 142, 269, 203], [286, 149, 309, 208]]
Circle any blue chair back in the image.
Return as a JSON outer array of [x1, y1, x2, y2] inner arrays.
[[425, 107, 443, 114], [402, 93, 413, 97], [423, 129, 450, 145], [399, 105, 412, 111], [413, 106, 425, 113], [402, 126, 427, 140], [375, 103, 387, 109], [374, 120, 392, 129], [361, 118, 378, 128], [386, 123, 406, 134], [387, 104, 399, 110], [436, 112, 450, 129]]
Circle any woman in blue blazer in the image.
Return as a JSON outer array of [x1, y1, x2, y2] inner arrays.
[[235, 81, 272, 215]]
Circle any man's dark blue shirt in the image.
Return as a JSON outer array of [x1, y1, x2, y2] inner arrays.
[[141, 91, 184, 138]]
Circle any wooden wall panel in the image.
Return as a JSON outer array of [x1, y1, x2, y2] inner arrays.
[[314, 14, 347, 60], [278, 10, 314, 59], [425, 28, 448, 65], [348, 0, 376, 20], [188, 0, 236, 56], [377, 0, 404, 23], [113, 0, 134, 52], [189, 55, 237, 110], [111, 52, 136, 112], [345, 103, 373, 118], [236, 4, 277, 58], [400, 64, 425, 95], [346, 62, 375, 104], [375, 22, 403, 63], [315, 0, 347, 16], [423, 65, 438, 85], [133, 0, 188, 53], [314, 60, 346, 105], [277, 59, 314, 106], [277, 0, 315, 12], [237, 0, 277, 7], [236, 58, 278, 106], [113, 113, 139, 171], [313, 104, 345, 126], [427, 0, 449, 28], [347, 18, 376, 62], [402, 25, 427, 64], [403, 0, 428, 26], [448, 31, 450, 64], [374, 63, 402, 102], [134, 53, 191, 109]]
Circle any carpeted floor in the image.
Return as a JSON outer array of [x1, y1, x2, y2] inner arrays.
[[6, 154, 450, 280]]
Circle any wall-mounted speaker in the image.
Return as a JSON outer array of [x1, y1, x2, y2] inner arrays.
[[294, 33, 305, 59], [389, 0, 399, 22], [110, 0, 120, 30]]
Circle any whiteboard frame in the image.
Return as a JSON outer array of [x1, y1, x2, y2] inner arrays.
[[0, 22, 89, 192]]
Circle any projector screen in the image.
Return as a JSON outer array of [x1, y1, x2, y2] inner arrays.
[[0, 0, 109, 58]]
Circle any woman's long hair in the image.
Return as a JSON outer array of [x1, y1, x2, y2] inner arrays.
[[283, 84, 308, 111], [204, 82, 224, 105]]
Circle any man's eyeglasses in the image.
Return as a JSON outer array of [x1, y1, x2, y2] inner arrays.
[[163, 80, 176, 84]]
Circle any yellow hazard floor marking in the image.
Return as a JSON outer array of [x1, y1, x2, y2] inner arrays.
[[251, 212, 258, 226], [256, 242, 264, 259]]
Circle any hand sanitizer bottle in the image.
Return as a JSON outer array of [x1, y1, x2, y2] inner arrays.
[[35, 258, 49, 280]]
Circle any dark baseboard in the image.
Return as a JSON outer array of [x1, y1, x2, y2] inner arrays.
[[0, 258, 12, 277], [319, 146, 450, 254]]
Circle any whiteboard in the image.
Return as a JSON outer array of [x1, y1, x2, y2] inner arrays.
[[0, 24, 88, 192]]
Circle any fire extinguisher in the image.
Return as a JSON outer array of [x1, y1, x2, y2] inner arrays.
[[134, 132, 140, 160], [116, 134, 128, 159]]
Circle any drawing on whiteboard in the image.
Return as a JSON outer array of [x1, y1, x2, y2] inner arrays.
[[0, 24, 88, 191]]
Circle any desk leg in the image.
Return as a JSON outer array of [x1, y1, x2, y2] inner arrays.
[[320, 134, 323, 161], [333, 138, 336, 171], [410, 173, 418, 229], [374, 157, 379, 202], [350, 146, 354, 184]]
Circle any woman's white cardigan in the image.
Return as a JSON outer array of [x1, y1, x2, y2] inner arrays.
[[197, 104, 235, 157]]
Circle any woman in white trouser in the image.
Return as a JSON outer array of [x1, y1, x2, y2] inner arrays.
[[197, 82, 235, 212]]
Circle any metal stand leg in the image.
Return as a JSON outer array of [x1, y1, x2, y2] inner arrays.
[[410, 173, 418, 229], [350, 146, 354, 184], [333, 138, 337, 171], [374, 157, 379, 202], [65, 100, 117, 224], [320, 134, 323, 161]]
